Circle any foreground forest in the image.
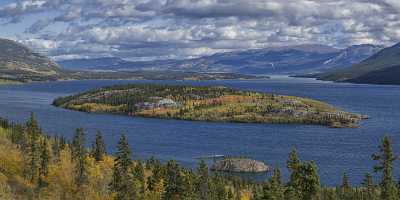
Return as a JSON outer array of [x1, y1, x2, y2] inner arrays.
[[0, 114, 398, 200], [53, 84, 363, 128]]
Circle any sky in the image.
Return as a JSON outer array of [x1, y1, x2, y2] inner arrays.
[[0, 0, 400, 61]]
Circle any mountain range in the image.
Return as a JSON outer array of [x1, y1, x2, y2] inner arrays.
[[3, 37, 400, 85], [0, 38, 257, 82], [58, 44, 383, 75], [318, 42, 400, 84]]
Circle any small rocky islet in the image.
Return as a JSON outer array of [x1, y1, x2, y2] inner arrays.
[[53, 84, 364, 128], [210, 158, 269, 173]]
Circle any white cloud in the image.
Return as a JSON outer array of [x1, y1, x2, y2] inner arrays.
[[1, 0, 400, 60]]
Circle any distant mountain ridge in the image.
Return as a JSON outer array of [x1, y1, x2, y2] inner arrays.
[[0, 38, 60, 81], [318, 42, 400, 84], [58, 57, 127, 70], [58, 44, 383, 75]]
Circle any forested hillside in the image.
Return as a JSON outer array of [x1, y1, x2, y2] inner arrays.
[[0, 114, 398, 200], [53, 84, 364, 128]]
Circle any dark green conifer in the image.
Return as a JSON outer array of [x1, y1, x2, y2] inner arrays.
[[197, 160, 210, 200], [340, 173, 351, 200], [110, 134, 133, 200], [132, 161, 145, 198], [362, 173, 377, 200], [71, 128, 88, 187], [260, 168, 284, 200], [298, 161, 320, 200], [38, 139, 50, 188], [286, 148, 301, 199], [373, 135, 398, 200], [163, 160, 185, 200], [147, 159, 163, 192], [92, 130, 106, 162], [26, 113, 42, 183]]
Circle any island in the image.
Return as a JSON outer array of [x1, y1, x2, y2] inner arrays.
[[210, 158, 269, 173], [53, 84, 364, 128]]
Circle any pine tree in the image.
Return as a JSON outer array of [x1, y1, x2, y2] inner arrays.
[[340, 173, 351, 200], [373, 136, 398, 200], [71, 128, 85, 159], [132, 161, 146, 198], [25, 112, 42, 183], [38, 139, 50, 188], [260, 168, 284, 200], [197, 160, 210, 200], [52, 135, 61, 161], [110, 134, 133, 200], [286, 148, 301, 199], [147, 159, 165, 199], [298, 161, 320, 200], [92, 130, 106, 162], [362, 173, 377, 200], [71, 128, 88, 187], [164, 160, 185, 200]]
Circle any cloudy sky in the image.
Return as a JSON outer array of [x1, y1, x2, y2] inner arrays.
[[1, 0, 400, 61]]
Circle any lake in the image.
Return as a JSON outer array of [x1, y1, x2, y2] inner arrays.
[[0, 76, 399, 186]]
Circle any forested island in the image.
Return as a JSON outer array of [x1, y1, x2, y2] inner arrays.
[[0, 114, 398, 200], [53, 84, 364, 128]]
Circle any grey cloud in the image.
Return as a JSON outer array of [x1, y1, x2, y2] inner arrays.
[[5, 0, 400, 61], [25, 18, 52, 33]]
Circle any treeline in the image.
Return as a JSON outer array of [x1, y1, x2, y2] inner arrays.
[[52, 84, 242, 111], [0, 114, 398, 200]]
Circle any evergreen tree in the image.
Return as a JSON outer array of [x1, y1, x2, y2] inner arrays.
[[132, 161, 146, 198], [110, 134, 133, 200], [10, 124, 25, 147], [373, 135, 398, 200], [286, 148, 301, 199], [164, 160, 185, 200], [260, 168, 284, 200], [38, 139, 50, 188], [298, 161, 320, 200], [71, 128, 85, 159], [71, 128, 88, 187], [145, 156, 157, 170], [197, 160, 210, 200], [284, 186, 301, 200], [147, 160, 163, 191], [340, 173, 351, 200], [25, 112, 42, 183], [51, 135, 61, 161], [92, 130, 106, 162], [362, 173, 377, 200]]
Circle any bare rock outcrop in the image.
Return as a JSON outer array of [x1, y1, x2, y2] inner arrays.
[[210, 158, 269, 173]]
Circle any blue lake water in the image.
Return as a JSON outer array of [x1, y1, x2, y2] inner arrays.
[[0, 76, 400, 186]]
